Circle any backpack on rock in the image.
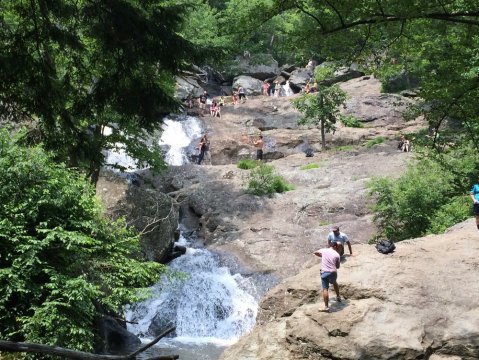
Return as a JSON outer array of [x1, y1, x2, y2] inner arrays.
[[375, 239, 396, 254]]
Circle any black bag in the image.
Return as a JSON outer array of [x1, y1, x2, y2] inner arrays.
[[376, 239, 395, 254]]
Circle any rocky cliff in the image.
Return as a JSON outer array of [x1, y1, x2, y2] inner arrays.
[[219, 219, 479, 360]]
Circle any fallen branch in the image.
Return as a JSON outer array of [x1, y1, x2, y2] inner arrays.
[[0, 326, 177, 360]]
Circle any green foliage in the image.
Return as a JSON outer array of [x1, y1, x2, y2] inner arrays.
[[428, 196, 471, 234], [0, 129, 165, 351], [365, 137, 386, 148], [246, 163, 294, 196], [335, 145, 356, 151], [292, 85, 347, 149], [300, 163, 320, 170], [0, 0, 202, 182], [368, 143, 479, 241], [368, 159, 454, 240], [340, 114, 364, 128], [237, 159, 259, 169]]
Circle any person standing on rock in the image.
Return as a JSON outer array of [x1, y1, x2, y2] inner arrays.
[[253, 135, 264, 161], [198, 91, 208, 115], [314, 242, 341, 312], [238, 86, 246, 103], [470, 181, 479, 230], [262, 81, 270, 96], [197, 134, 209, 165], [327, 226, 353, 257]]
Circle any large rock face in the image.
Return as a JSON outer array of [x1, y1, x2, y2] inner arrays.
[[232, 75, 264, 96], [220, 219, 479, 360], [174, 76, 204, 100], [96, 171, 179, 263]]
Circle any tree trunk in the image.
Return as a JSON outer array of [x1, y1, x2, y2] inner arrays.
[[320, 119, 326, 150], [0, 327, 177, 360], [319, 94, 326, 150]]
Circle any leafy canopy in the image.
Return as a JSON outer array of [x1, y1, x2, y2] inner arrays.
[[0, 129, 165, 351], [0, 0, 202, 182]]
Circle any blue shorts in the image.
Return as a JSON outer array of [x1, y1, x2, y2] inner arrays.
[[321, 271, 337, 289]]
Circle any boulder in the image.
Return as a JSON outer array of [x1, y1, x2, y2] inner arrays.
[[382, 69, 420, 93], [220, 220, 479, 360], [318, 63, 365, 86], [97, 316, 141, 355], [174, 76, 204, 100], [288, 68, 313, 92], [232, 76, 263, 96], [96, 171, 179, 263], [232, 53, 279, 80]]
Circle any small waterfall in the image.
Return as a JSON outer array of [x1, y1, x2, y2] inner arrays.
[[125, 234, 259, 350], [159, 116, 203, 166], [104, 115, 203, 170], [282, 80, 293, 97]]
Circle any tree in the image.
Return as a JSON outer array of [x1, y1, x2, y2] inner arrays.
[[0, 0, 203, 184], [292, 66, 347, 149], [0, 128, 166, 351]]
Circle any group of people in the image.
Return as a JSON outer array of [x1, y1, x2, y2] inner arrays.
[[313, 225, 353, 313]]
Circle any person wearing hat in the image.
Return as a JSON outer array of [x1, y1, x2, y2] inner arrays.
[[314, 242, 341, 312], [327, 226, 352, 256]]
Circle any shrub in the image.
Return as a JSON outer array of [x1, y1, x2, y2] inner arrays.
[[365, 136, 386, 148], [237, 159, 259, 170], [335, 145, 356, 152], [340, 114, 364, 128], [368, 159, 455, 241], [300, 163, 320, 170], [0, 129, 165, 351], [428, 196, 471, 234], [247, 163, 294, 196]]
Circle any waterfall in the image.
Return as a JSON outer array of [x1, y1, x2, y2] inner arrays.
[[104, 115, 203, 170], [282, 80, 293, 97], [125, 234, 260, 349], [158, 116, 203, 166]]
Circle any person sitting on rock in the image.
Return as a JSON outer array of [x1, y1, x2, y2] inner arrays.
[[219, 96, 225, 107], [210, 100, 218, 117]]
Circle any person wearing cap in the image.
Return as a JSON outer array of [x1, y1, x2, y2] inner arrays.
[[314, 242, 341, 312], [327, 226, 352, 256]]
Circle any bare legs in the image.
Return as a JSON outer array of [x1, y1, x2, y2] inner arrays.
[[322, 282, 340, 308]]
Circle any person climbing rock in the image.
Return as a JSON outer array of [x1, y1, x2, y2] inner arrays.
[[314, 242, 341, 312], [327, 226, 353, 257]]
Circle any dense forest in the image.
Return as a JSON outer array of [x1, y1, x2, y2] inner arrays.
[[1, 0, 479, 356]]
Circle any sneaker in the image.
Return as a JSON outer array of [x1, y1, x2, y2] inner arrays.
[[319, 305, 330, 313], [336, 296, 342, 303]]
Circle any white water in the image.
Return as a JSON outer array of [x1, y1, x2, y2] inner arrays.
[[158, 116, 203, 166], [282, 80, 294, 97], [125, 235, 259, 348], [104, 115, 203, 169]]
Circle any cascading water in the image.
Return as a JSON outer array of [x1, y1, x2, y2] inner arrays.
[[158, 115, 203, 166], [104, 115, 203, 170], [125, 234, 265, 360]]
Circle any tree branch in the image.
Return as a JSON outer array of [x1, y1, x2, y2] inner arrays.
[[320, 11, 479, 34], [0, 326, 177, 360]]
